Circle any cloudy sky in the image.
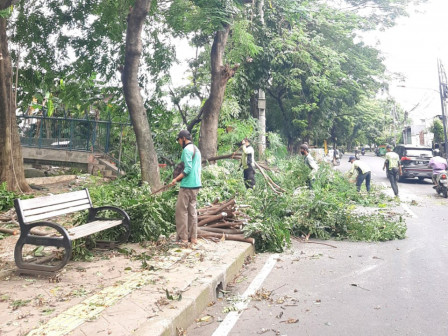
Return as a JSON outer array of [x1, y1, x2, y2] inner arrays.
[[368, 0, 448, 123]]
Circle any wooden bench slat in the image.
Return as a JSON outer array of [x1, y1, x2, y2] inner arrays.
[[67, 220, 122, 240], [23, 199, 91, 217], [19, 190, 91, 211], [25, 204, 92, 223]]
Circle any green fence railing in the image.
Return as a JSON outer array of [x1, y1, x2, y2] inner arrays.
[[18, 114, 136, 171]]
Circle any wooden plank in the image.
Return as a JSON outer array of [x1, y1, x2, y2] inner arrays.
[[25, 204, 91, 223], [67, 220, 122, 240], [18, 190, 90, 211], [23, 199, 91, 217]]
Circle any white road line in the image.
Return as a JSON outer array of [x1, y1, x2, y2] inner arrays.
[[212, 254, 279, 336], [402, 203, 417, 218]]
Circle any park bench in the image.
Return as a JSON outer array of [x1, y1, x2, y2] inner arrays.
[[14, 188, 130, 275]]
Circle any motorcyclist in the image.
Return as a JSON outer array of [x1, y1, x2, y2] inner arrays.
[[428, 149, 448, 188]]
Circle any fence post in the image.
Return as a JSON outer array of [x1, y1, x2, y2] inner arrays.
[[105, 119, 111, 153]]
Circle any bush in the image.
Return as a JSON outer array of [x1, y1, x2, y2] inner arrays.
[[0, 182, 17, 211]]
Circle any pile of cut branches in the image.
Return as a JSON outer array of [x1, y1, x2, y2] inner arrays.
[[197, 199, 254, 244]]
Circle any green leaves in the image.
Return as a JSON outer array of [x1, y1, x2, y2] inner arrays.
[[0, 6, 12, 18]]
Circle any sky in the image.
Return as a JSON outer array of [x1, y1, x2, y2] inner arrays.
[[366, 0, 448, 125], [169, 0, 448, 124]]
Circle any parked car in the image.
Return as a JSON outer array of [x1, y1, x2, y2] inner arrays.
[[393, 145, 433, 181]]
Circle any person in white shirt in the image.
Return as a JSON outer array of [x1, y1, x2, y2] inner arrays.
[[300, 144, 319, 189], [241, 138, 255, 189]]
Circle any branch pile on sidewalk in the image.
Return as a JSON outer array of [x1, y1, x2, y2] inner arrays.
[[197, 199, 254, 244]]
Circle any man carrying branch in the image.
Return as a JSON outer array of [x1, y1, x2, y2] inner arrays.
[[240, 138, 256, 189], [300, 144, 319, 189], [170, 130, 202, 244]]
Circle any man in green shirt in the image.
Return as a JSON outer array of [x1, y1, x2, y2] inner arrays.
[[170, 130, 202, 244], [383, 144, 401, 197]]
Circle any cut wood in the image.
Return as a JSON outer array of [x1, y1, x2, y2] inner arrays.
[[199, 227, 243, 234], [0, 227, 18, 235], [206, 222, 242, 229], [197, 230, 254, 244], [198, 212, 228, 227]]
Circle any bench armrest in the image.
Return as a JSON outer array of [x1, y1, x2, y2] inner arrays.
[[88, 206, 131, 243], [88, 206, 130, 222], [15, 221, 72, 272], [20, 221, 70, 238]]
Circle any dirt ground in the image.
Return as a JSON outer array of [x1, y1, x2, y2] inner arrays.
[[0, 177, 174, 335]]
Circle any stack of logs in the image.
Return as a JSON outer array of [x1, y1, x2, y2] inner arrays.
[[197, 199, 254, 244]]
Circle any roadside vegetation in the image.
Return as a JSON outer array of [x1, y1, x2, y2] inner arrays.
[[67, 150, 406, 256]]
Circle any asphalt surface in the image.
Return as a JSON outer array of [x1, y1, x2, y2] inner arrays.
[[187, 153, 448, 336]]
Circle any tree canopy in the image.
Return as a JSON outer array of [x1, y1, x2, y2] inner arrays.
[[0, 0, 427, 190]]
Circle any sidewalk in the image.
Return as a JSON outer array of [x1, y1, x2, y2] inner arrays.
[[0, 239, 254, 336]]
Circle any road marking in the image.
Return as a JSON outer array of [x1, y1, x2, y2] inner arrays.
[[402, 203, 417, 218], [212, 254, 279, 336]]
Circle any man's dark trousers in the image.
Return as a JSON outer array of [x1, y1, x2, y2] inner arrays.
[[387, 167, 399, 196], [243, 167, 255, 189], [356, 171, 371, 192]]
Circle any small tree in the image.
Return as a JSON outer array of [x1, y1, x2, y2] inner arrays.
[[430, 119, 444, 144]]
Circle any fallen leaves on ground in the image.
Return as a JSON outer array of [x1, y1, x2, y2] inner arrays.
[[250, 288, 273, 302]]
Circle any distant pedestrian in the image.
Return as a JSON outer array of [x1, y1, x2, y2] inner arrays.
[[383, 144, 401, 197], [170, 130, 202, 244], [300, 144, 319, 189], [348, 156, 371, 192], [240, 138, 256, 189]]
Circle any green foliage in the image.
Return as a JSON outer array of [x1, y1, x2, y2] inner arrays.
[[242, 190, 292, 253], [285, 162, 406, 241], [0, 183, 16, 211], [69, 153, 406, 258], [217, 118, 258, 155], [430, 119, 444, 144], [0, 6, 12, 18], [84, 179, 177, 243], [265, 132, 288, 159]]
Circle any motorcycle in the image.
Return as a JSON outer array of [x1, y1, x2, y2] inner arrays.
[[434, 170, 448, 198]]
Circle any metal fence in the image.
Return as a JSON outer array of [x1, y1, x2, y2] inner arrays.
[[18, 114, 136, 169]]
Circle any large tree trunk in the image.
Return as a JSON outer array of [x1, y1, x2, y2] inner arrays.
[[199, 24, 239, 160], [0, 15, 30, 193], [121, 0, 161, 190]]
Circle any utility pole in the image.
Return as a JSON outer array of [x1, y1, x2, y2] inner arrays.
[[437, 58, 448, 158], [257, 0, 266, 157]]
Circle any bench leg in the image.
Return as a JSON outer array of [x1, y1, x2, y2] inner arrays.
[[14, 222, 72, 273]]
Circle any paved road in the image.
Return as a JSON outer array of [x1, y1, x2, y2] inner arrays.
[[188, 153, 448, 336]]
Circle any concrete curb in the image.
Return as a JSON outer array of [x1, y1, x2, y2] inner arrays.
[[133, 242, 254, 336]]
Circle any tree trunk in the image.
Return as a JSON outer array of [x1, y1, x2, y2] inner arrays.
[[0, 16, 30, 192], [121, 0, 162, 190], [199, 24, 239, 160]]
